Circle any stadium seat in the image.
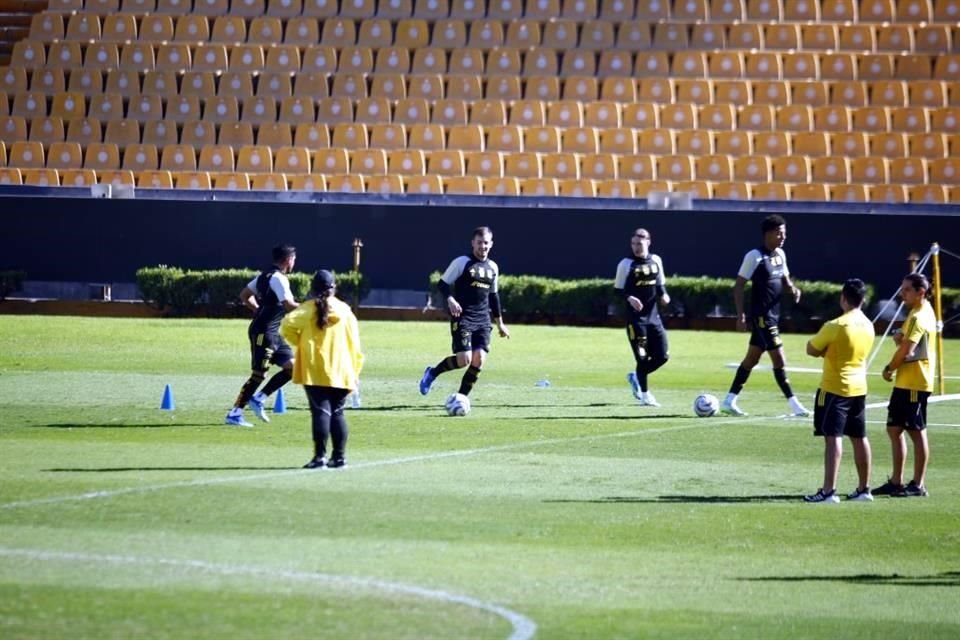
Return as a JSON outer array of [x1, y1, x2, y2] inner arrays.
[[907, 132, 946, 158], [294, 123, 331, 150], [328, 73, 367, 99], [869, 184, 907, 203], [161, 144, 198, 171], [617, 154, 655, 181], [301, 0, 338, 17], [506, 100, 542, 127], [236, 146, 273, 173], [714, 131, 752, 157], [432, 99, 468, 126], [394, 98, 430, 125], [448, 48, 485, 75], [504, 152, 542, 178], [765, 24, 799, 50], [483, 176, 519, 195], [287, 174, 326, 191], [404, 175, 443, 194], [408, 123, 446, 150], [745, 53, 782, 80], [448, 125, 484, 151], [638, 128, 675, 155], [929, 158, 960, 184], [559, 127, 597, 154], [66, 118, 103, 145], [487, 76, 522, 101], [250, 173, 288, 190], [616, 22, 652, 50], [371, 75, 406, 100], [241, 96, 277, 124], [524, 126, 561, 153], [122, 144, 160, 171], [257, 123, 294, 149], [889, 157, 927, 184], [908, 184, 947, 203], [595, 178, 634, 198], [363, 174, 402, 193], [695, 155, 733, 182], [432, 20, 466, 49], [142, 120, 179, 146], [351, 148, 388, 174], [181, 120, 217, 146], [446, 76, 483, 101], [45, 141, 82, 169], [355, 98, 392, 124], [198, 144, 236, 172], [443, 176, 481, 194], [556, 179, 596, 197], [541, 152, 579, 179], [831, 131, 868, 157], [172, 171, 212, 189], [713, 182, 750, 200], [851, 156, 889, 183], [388, 149, 426, 175], [28, 117, 64, 145], [332, 123, 369, 149], [813, 105, 852, 132], [519, 177, 558, 196], [580, 153, 617, 180], [598, 128, 636, 154], [10, 141, 45, 168], [316, 97, 354, 125], [370, 123, 408, 150], [84, 142, 121, 171], [677, 130, 714, 156], [733, 155, 771, 182], [194, 0, 229, 16], [22, 168, 60, 186], [465, 151, 504, 177], [313, 148, 349, 174], [427, 149, 464, 176], [60, 169, 97, 187]]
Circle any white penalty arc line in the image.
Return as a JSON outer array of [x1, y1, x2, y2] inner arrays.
[[0, 421, 714, 511], [0, 547, 537, 640]]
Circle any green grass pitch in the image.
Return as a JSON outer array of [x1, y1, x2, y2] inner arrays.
[[1, 316, 958, 639]]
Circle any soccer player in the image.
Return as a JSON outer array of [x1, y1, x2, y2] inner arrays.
[[614, 228, 670, 407], [803, 278, 876, 504], [875, 273, 937, 498], [281, 270, 364, 469], [225, 244, 299, 428], [419, 226, 510, 401], [722, 214, 810, 417]]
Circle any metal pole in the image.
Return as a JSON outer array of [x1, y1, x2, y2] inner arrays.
[[931, 243, 945, 395], [352, 237, 363, 310], [908, 252, 920, 273]]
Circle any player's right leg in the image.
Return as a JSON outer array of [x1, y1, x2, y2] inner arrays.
[[420, 322, 470, 395], [722, 337, 762, 416], [226, 339, 269, 427]]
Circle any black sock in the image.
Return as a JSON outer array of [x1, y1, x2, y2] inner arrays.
[[233, 372, 264, 409], [432, 355, 459, 377], [728, 365, 751, 395], [635, 365, 648, 393], [260, 369, 292, 397], [773, 368, 794, 399], [458, 365, 482, 396]]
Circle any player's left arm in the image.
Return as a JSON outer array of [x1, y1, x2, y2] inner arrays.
[[883, 317, 919, 381], [272, 274, 299, 312], [653, 255, 670, 306], [806, 323, 834, 358], [489, 261, 510, 338], [781, 251, 801, 303]]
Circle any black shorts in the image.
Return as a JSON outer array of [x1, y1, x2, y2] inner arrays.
[[626, 320, 669, 363], [249, 329, 293, 372], [886, 387, 930, 431], [749, 317, 783, 351], [813, 389, 866, 438], [451, 321, 491, 354]]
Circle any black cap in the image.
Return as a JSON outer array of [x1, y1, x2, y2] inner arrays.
[[312, 269, 336, 292]]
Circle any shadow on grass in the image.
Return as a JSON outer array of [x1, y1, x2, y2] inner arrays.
[[521, 414, 688, 421], [545, 494, 806, 504], [739, 572, 960, 587], [41, 423, 221, 429], [45, 466, 297, 472], [362, 402, 619, 411]]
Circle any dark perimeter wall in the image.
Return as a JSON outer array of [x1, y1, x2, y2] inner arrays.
[[3, 196, 958, 292]]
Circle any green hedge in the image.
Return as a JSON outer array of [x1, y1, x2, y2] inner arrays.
[[429, 272, 876, 324], [0, 270, 26, 301], [136, 266, 369, 316]]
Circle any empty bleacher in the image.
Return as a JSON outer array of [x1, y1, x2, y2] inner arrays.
[[0, 0, 958, 200]]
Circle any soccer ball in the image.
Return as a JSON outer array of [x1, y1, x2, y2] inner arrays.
[[693, 393, 719, 417], [445, 393, 471, 417]]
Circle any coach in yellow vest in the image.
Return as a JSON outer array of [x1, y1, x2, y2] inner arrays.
[[803, 278, 876, 504], [281, 270, 364, 470], [875, 273, 937, 498]]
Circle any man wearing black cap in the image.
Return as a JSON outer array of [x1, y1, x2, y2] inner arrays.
[[225, 244, 299, 428]]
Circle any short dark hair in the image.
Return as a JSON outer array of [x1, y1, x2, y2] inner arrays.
[[272, 244, 296, 262], [841, 278, 867, 307], [761, 215, 786, 234], [633, 228, 651, 240], [903, 272, 930, 293], [472, 226, 493, 239]]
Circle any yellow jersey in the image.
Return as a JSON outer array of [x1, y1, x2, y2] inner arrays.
[[809, 308, 875, 397], [280, 296, 364, 390], [895, 299, 937, 393]]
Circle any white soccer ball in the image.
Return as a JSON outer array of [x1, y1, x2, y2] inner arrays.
[[693, 393, 719, 417], [445, 393, 471, 417]]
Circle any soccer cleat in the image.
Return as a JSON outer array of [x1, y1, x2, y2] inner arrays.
[[872, 479, 904, 496], [638, 391, 661, 407], [326, 457, 347, 469], [788, 398, 811, 417], [626, 372, 642, 400], [892, 481, 928, 498], [419, 366, 436, 395], [804, 489, 840, 504], [846, 487, 874, 501], [224, 412, 253, 428], [720, 399, 747, 416], [249, 395, 270, 423], [303, 456, 326, 469]]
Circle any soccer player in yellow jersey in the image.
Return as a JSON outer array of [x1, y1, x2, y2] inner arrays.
[[876, 273, 937, 498], [803, 279, 876, 504]]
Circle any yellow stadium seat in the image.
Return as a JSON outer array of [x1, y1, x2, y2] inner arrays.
[[908, 185, 946, 203], [859, 54, 895, 81], [257, 123, 293, 149], [633, 180, 671, 197], [748, 183, 786, 200], [908, 81, 946, 108], [448, 124, 484, 151], [714, 130, 752, 157], [388, 149, 426, 175], [241, 96, 277, 124], [287, 173, 325, 191], [598, 127, 636, 154], [302, 0, 338, 17], [282, 17, 317, 45], [482, 176, 519, 195], [889, 107, 928, 133], [831, 131, 868, 157], [595, 178, 634, 198], [907, 133, 946, 158], [556, 178, 596, 197], [328, 70, 368, 94], [139, 16, 173, 42], [506, 100, 542, 127], [599, 77, 636, 102], [98, 70, 133, 97], [813, 105, 852, 132], [191, 44, 228, 73], [394, 19, 428, 49], [369, 123, 407, 150], [524, 126, 561, 153], [541, 152, 579, 179], [193, 0, 229, 15], [810, 156, 850, 185], [656, 155, 693, 181], [545, 100, 584, 127], [765, 24, 799, 50], [316, 97, 354, 125], [430, 99, 467, 126], [198, 144, 236, 172], [174, 16, 210, 42], [869, 184, 906, 203], [212, 172, 250, 190], [30, 13, 65, 40], [22, 168, 60, 186], [405, 75, 441, 101], [616, 22, 651, 50], [733, 155, 771, 182], [364, 174, 403, 193], [142, 71, 179, 98], [85, 94, 123, 122], [898, 55, 934, 81], [142, 120, 179, 146], [84, 142, 121, 171], [394, 98, 430, 125], [660, 104, 696, 129], [370, 75, 406, 100], [744, 52, 781, 80], [518, 177, 557, 196], [638, 128, 675, 154], [60, 169, 96, 187], [931, 107, 960, 133], [465, 151, 504, 177], [889, 157, 927, 184], [407, 123, 446, 150], [710, 182, 748, 200], [851, 156, 889, 183], [580, 153, 617, 180], [48, 92, 84, 120], [250, 173, 288, 190], [128, 94, 163, 122], [256, 74, 292, 100], [488, 76, 523, 101], [828, 183, 866, 201], [154, 44, 192, 73], [432, 19, 466, 49], [350, 148, 388, 174], [404, 175, 443, 193], [694, 155, 732, 182], [484, 125, 521, 152], [331, 123, 368, 149], [468, 19, 504, 48], [66, 117, 103, 145], [12, 41, 46, 70], [560, 127, 598, 154], [293, 124, 330, 150], [851, 106, 890, 133], [46, 141, 82, 169], [410, 48, 447, 76], [29, 117, 65, 144], [415, 0, 450, 18], [617, 154, 654, 181], [504, 152, 542, 178], [444, 176, 482, 194], [560, 77, 596, 103], [727, 23, 761, 50], [637, 78, 673, 103], [838, 25, 875, 52], [236, 145, 273, 173], [161, 144, 198, 171], [928, 158, 960, 184], [524, 77, 560, 102], [355, 98, 392, 124], [312, 148, 349, 174], [181, 120, 217, 146], [228, 46, 264, 74], [103, 118, 143, 146], [122, 144, 160, 171], [427, 150, 464, 176], [584, 101, 622, 127], [171, 170, 211, 189], [64, 14, 100, 42], [448, 48, 485, 75], [699, 105, 735, 131], [446, 76, 483, 101], [896, 0, 933, 21], [677, 130, 713, 155]]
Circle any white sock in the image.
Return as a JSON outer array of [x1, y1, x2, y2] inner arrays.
[[725, 393, 737, 405], [253, 391, 266, 403], [228, 407, 242, 416]]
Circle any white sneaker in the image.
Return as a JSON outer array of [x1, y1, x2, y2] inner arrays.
[[224, 411, 253, 428], [721, 398, 747, 416], [847, 487, 874, 502], [638, 392, 661, 407], [788, 397, 811, 417], [804, 489, 840, 504]]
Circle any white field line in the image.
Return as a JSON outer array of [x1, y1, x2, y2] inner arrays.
[[0, 547, 536, 640], [867, 421, 960, 428], [0, 422, 712, 510]]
